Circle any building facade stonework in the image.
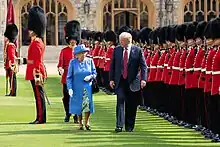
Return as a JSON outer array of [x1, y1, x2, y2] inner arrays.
[[0, 0, 219, 61]]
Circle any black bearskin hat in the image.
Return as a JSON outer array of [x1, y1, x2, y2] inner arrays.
[[65, 20, 81, 44], [131, 29, 140, 42], [139, 27, 152, 44], [166, 25, 176, 43], [94, 31, 103, 42], [105, 30, 117, 43], [118, 25, 132, 35], [176, 23, 187, 41], [195, 21, 207, 39], [204, 20, 212, 39], [153, 27, 161, 44], [81, 29, 87, 40], [4, 24, 18, 42], [28, 6, 46, 38], [210, 17, 220, 39], [159, 26, 167, 44], [185, 22, 198, 40]]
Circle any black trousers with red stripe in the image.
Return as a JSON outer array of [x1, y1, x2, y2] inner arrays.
[[62, 84, 70, 116], [31, 80, 46, 123], [6, 68, 17, 96]]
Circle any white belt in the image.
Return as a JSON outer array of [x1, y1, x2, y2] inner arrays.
[[93, 56, 99, 59], [167, 67, 171, 69], [150, 66, 157, 69], [172, 66, 180, 70], [179, 68, 184, 71], [105, 58, 110, 61], [164, 64, 168, 67], [212, 71, 220, 75], [185, 68, 194, 72], [147, 66, 150, 68], [206, 71, 212, 74], [157, 65, 163, 68], [201, 69, 206, 72], [194, 68, 201, 71]]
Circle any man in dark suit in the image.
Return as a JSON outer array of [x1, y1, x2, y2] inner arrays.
[[110, 32, 147, 132]]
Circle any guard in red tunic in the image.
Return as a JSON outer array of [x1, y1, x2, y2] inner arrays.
[[21, 6, 47, 124], [4, 24, 18, 96], [97, 41, 106, 88], [104, 30, 116, 93], [57, 20, 80, 123], [208, 18, 220, 142]]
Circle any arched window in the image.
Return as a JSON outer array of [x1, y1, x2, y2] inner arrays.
[[184, 0, 219, 22], [20, 0, 68, 46], [103, 0, 149, 32]]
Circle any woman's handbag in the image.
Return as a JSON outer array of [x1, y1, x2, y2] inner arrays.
[[92, 78, 99, 94]]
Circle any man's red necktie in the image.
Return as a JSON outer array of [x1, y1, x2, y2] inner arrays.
[[123, 48, 128, 79]]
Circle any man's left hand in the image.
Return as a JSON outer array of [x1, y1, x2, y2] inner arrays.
[[141, 80, 146, 89]]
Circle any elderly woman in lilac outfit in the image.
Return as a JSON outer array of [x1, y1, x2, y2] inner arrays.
[[67, 45, 97, 130]]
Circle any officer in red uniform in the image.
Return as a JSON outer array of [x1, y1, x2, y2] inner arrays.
[[104, 30, 116, 94], [21, 6, 47, 124], [4, 24, 18, 96], [208, 18, 220, 142], [97, 40, 106, 88], [184, 22, 198, 128], [57, 20, 80, 123]]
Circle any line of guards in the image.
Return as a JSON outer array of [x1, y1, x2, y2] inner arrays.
[[80, 17, 220, 142]]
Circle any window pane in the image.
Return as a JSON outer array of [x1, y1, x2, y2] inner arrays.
[[184, 12, 193, 22], [189, 1, 193, 11], [196, 0, 199, 11], [46, 14, 56, 45], [127, 0, 131, 8], [132, 0, 137, 8], [114, 0, 119, 8], [58, 14, 67, 45], [51, 0, 55, 13], [103, 13, 111, 31], [46, 0, 50, 13], [120, 0, 124, 8], [213, 0, 216, 11], [140, 13, 148, 29], [196, 12, 204, 21], [21, 14, 30, 45], [39, 0, 43, 8], [207, 0, 211, 11], [201, 0, 204, 11]]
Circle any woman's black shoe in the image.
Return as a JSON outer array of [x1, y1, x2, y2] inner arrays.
[[85, 125, 91, 131]]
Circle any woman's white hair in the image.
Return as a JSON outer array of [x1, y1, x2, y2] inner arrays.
[[119, 32, 132, 43]]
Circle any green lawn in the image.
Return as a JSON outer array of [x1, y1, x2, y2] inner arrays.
[[0, 76, 219, 147]]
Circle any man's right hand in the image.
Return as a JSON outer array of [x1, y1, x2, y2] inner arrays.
[[110, 81, 115, 89]]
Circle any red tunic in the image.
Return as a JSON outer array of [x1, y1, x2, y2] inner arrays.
[[155, 51, 166, 81], [148, 51, 159, 82], [98, 48, 106, 69], [198, 56, 207, 89], [162, 52, 169, 83], [92, 46, 100, 67], [146, 52, 152, 81], [192, 48, 205, 88], [25, 38, 46, 80], [5, 43, 16, 69], [211, 48, 220, 95], [185, 48, 196, 89], [104, 46, 114, 71], [57, 47, 74, 84], [169, 50, 181, 85], [166, 50, 175, 84], [178, 49, 187, 85], [204, 48, 216, 93]]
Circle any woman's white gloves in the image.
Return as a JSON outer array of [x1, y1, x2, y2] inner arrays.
[[68, 89, 73, 97], [84, 75, 94, 82]]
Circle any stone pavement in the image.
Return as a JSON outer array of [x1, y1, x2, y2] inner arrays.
[[0, 62, 59, 76]]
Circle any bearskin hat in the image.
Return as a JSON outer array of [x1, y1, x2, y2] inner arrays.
[[4, 24, 18, 42], [94, 31, 103, 42], [153, 27, 161, 44], [195, 21, 207, 39], [139, 27, 152, 44], [148, 30, 154, 44], [204, 20, 212, 39], [210, 17, 220, 39], [118, 25, 132, 35], [65, 20, 81, 44], [81, 29, 87, 40], [185, 22, 198, 40], [131, 29, 140, 42], [105, 30, 116, 43], [176, 23, 187, 41], [28, 6, 46, 38], [159, 26, 167, 44]]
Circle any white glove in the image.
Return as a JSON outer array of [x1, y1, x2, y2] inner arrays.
[[84, 75, 93, 82], [68, 89, 73, 97], [58, 67, 64, 75]]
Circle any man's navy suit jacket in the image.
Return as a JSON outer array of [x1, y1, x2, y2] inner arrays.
[[110, 45, 147, 90]]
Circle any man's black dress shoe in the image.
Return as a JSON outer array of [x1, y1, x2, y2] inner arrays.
[[64, 115, 70, 122], [85, 125, 91, 131], [115, 127, 122, 133], [29, 120, 45, 124], [126, 128, 133, 132]]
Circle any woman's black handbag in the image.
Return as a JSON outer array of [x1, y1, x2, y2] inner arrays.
[[92, 79, 99, 94]]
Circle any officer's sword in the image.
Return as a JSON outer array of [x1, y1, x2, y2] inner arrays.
[[41, 84, 51, 105]]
